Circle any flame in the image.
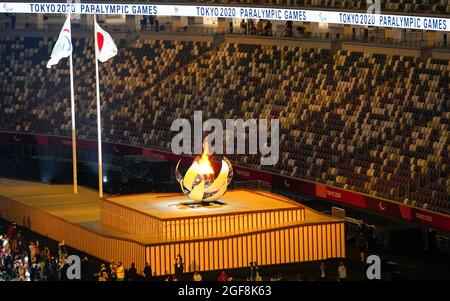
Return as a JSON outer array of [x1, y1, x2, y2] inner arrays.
[[197, 143, 214, 175]]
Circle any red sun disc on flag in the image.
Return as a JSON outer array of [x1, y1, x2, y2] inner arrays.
[[97, 32, 104, 52]]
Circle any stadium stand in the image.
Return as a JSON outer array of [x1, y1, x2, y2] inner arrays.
[[0, 35, 449, 215]]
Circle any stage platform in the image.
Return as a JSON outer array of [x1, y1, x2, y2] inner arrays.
[[101, 190, 309, 239], [0, 178, 345, 276]]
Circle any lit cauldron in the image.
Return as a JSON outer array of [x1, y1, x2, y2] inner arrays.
[[175, 147, 233, 203]]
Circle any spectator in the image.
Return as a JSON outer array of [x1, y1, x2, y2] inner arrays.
[[34, 240, 41, 261], [43, 247, 51, 261], [356, 232, 369, 262], [248, 261, 255, 280], [285, 21, 293, 37], [141, 17, 147, 31], [16, 231, 24, 254], [29, 242, 36, 263], [6, 222, 17, 251], [116, 262, 125, 281], [359, 219, 368, 237], [109, 261, 117, 281], [193, 271, 202, 281], [127, 262, 137, 281], [217, 271, 228, 281], [319, 262, 327, 280], [98, 270, 109, 281], [240, 19, 247, 34], [253, 262, 262, 281], [257, 20, 263, 35], [60, 257, 69, 281], [174, 254, 183, 276], [143, 262, 152, 280], [270, 273, 283, 281], [337, 261, 347, 281]]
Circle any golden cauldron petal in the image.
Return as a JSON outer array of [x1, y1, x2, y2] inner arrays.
[[183, 161, 199, 190], [204, 159, 229, 194], [188, 180, 205, 202], [203, 181, 228, 202]]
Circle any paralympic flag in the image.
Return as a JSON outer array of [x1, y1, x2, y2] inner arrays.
[[94, 21, 118, 63], [47, 16, 72, 68]]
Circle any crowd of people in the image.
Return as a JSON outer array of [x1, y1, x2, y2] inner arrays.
[[0, 218, 379, 281], [96, 261, 138, 281], [160, 258, 351, 281], [0, 220, 79, 281]]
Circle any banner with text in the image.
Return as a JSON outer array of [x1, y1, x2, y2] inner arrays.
[[1, 2, 449, 31]]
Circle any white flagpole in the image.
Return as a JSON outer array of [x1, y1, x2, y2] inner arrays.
[[68, 14, 78, 194], [93, 15, 103, 198]]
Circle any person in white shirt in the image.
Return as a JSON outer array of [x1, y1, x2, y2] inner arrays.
[[337, 261, 347, 281], [319, 262, 327, 280]]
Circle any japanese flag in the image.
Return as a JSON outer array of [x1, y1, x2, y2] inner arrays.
[[95, 21, 118, 63]]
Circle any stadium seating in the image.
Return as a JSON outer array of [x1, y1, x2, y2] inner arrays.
[[0, 36, 449, 214]]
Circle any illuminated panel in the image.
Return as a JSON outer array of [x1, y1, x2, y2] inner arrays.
[[279, 230, 284, 263], [327, 224, 331, 258], [165, 245, 170, 275], [289, 228, 294, 263], [252, 234, 257, 264], [270, 231, 276, 265], [212, 240, 218, 271], [223, 238, 229, 269], [170, 244, 175, 274], [294, 227, 300, 262], [331, 224, 336, 258], [238, 235, 243, 267], [218, 239, 224, 270], [341, 223, 346, 258], [303, 226, 308, 261], [261, 232, 267, 265], [189, 242, 195, 272], [257, 233, 262, 265], [228, 238, 234, 268], [312, 226, 317, 261]]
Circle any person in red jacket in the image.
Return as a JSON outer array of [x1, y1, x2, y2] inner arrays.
[[6, 222, 17, 251], [217, 271, 228, 281]]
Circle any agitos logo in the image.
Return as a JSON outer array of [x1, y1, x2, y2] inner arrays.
[[3, 4, 13, 12]]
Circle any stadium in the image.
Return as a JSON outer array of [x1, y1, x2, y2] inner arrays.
[[0, 0, 449, 284]]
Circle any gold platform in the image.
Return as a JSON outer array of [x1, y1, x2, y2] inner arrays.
[[0, 178, 345, 276]]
